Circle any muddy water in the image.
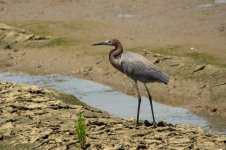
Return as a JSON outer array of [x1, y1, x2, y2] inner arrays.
[[0, 71, 225, 135]]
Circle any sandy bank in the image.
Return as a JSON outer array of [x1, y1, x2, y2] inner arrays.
[[0, 82, 225, 149]]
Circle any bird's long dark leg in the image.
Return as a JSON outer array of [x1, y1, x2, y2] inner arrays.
[[134, 80, 141, 126], [144, 83, 156, 125]]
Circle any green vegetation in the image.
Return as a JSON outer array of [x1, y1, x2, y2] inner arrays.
[[23, 37, 77, 49], [11, 20, 101, 37], [54, 91, 87, 107], [8, 21, 98, 49], [150, 46, 182, 56], [43, 37, 75, 47], [3, 20, 106, 53], [14, 21, 55, 36], [210, 81, 226, 102], [53, 90, 88, 149], [188, 52, 226, 67], [186, 52, 214, 62], [150, 46, 226, 104], [75, 113, 87, 150], [127, 47, 144, 52], [149, 46, 226, 67]]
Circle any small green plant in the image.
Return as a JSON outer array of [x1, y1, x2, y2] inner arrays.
[[44, 38, 72, 47], [75, 113, 87, 150]]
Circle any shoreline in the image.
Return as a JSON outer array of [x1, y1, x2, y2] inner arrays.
[[0, 82, 225, 149]]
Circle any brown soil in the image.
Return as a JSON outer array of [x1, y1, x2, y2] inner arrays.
[[0, 82, 226, 149], [0, 0, 226, 117]]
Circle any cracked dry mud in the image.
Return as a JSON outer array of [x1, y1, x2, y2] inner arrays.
[[0, 82, 225, 149]]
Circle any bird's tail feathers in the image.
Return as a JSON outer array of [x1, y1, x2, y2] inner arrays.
[[160, 72, 170, 84]]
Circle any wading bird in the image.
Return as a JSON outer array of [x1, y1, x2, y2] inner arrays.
[[93, 39, 169, 126]]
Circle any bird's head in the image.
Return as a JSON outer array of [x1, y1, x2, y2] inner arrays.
[[92, 39, 120, 47]]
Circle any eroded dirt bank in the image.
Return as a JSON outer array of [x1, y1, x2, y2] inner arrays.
[[0, 82, 226, 149]]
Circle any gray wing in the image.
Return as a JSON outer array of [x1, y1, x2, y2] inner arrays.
[[120, 51, 169, 84]]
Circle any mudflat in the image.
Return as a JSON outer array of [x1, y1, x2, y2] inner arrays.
[[0, 82, 225, 149]]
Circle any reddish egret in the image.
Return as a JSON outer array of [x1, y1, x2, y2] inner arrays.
[[93, 39, 169, 126]]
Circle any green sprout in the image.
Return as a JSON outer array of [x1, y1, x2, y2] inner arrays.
[[75, 113, 87, 150]]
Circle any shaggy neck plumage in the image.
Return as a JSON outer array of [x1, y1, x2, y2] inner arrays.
[[109, 41, 123, 72]]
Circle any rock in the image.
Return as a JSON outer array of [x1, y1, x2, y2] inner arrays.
[[153, 56, 173, 64], [88, 120, 106, 126], [137, 143, 148, 149], [217, 25, 225, 32], [142, 50, 149, 56], [96, 60, 103, 65], [0, 23, 14, 30], [153, 58, 161, 64], [216, 137, 226, 143], [0, 23, 50, 51], [192, 64, 206, 74], [36, 64, 42, 68], [0, 132, 4, 140], [144, 120, 152, 126], [211, 108, 218, 112], [157, 120, 172, 127], [32, 35, 50, 40], [3, 44, 12, 50]]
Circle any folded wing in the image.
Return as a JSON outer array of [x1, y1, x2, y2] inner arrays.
[[120, 51, 169, 84]]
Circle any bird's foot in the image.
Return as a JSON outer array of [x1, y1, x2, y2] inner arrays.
[[152, 122, 157, 128], [144, 120, 157, 127]]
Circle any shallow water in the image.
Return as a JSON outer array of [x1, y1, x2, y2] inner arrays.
[[196, 0, 226, 8], [0, 71, 225, 135], [215, 0, 226, 4]]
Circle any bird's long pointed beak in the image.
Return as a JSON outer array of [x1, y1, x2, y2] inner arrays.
[[92, 41, 109, 46]]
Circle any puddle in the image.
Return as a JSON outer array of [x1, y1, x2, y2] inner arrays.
[[196, 0, 226, 8], [117, 14, 134, 19], [215, 0, 226, 4], [196, 3, 214, 8], [0, 71, 225, 135]]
